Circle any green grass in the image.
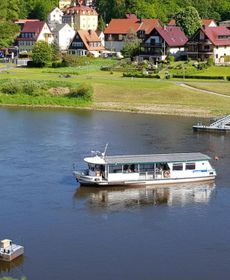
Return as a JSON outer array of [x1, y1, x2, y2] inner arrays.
[[1, 65, 230, 117]]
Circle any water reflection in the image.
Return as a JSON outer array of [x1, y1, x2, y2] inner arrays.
[[0, 255, 24, 274], [74, 181, 216, 210]]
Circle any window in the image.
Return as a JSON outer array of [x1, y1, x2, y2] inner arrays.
[[139, 164, 154, 172], [109, 165, 123, 173], [185, 163, 195, 170], [173, 163, 183, 171]]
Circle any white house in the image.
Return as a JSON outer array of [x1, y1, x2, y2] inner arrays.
[[16, 21, 54, 54], [48, 7, 63, 30], [187, 26, 230, 64], [53, 23, 76, 51], [62, 5, 98, 30]]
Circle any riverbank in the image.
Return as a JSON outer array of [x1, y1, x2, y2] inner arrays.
[[0, 66, 230, 117]]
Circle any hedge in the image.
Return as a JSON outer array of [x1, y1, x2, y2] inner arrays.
[[226, 76, 230, 81], [123, 72, 160, 79], [172, 74, 225, 80]]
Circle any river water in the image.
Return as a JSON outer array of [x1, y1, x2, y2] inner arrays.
[[0, 108, 230, 280]]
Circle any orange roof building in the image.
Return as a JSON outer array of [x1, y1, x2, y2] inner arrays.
[[69, 29, 104, 56]]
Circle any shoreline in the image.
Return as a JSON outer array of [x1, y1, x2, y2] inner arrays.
[[0, 102, 215, 118]]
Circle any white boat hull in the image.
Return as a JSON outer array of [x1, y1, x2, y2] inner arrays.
[[74, 172, 216, 186]]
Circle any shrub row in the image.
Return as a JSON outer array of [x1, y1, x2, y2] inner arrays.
[[0, 80, 93, 101], [172, 74, 225, 80], [226, 76, 230, 81], [123, 72, 160, 79], [1, 80, 42, 95]]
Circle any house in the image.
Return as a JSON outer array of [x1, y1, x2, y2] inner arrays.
[[59, 0, 94, 9], [201, 19, 217, 27], [219, 20, 230, 29], [141, 25, 188, 62], [187, 26, 230, 64], [16, 21, 54, 54], [62, 5, 98, 30], [53, 23, 75, 51], [104, 15, 162, 52], [168, 19, 217, 28], [48, 7, 64, 30], [68, 29, 104, 56], [59, 0, 72, 10]]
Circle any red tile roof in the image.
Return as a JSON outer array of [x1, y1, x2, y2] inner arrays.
[[17, 21, 47, 41], [104, 18, 161, 35], [77, 30, 104, 51], [155, 26, 188, 47], [201, 26, 230, 46], [65, 5, 97, 15]]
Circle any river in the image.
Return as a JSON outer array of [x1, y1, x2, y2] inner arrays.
[[0, 108, 230, 280]]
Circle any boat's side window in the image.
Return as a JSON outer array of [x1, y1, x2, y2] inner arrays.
[[172, 163, 183, 171], [139, 164, 154, 172], [185, 163, 196, 170], [109, 164, 123, 173]]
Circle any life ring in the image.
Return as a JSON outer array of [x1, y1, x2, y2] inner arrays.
[[164, 170, 170, 178]]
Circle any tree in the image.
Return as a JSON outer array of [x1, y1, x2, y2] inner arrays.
[[0, 20, 20, 48], [32, 41, 53, 66], [121, 29, 141, 58], [175, 6, 201, 37]]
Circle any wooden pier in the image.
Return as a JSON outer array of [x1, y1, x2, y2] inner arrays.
[[193, 115, 230, 132]]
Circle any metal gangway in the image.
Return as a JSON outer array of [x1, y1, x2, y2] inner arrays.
[[209, 115, 230, 128]]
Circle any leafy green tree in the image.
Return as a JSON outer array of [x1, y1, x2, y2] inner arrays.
[[32, 41, 53, 66], [0, 1, 7, 20], [175, 6, 201, 37], [0, 20, 20, 48], [7, 0, 20, 21], [121, 29, 141, 58]]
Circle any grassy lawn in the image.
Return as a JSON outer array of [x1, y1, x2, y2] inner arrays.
[[196, 66, 230, 76], [1, 65, 230, 117], [186, 82, 230, 96]]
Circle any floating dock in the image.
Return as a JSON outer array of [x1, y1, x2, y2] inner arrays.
[[0, 239, 24, 262], [193, 115, 230, 132]]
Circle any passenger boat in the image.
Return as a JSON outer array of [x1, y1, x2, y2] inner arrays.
[[73, 148, 216, 186], [0, 239, 24, 262]]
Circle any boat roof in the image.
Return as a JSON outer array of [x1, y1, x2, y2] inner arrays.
[[84, 152, 211, 165]]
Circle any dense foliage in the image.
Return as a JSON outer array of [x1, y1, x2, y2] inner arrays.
[[175, 6, 202, 37], [32, 41, 53, 66], [97, 0, 230, 23]]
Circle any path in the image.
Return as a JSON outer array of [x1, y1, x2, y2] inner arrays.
[[178, 82, 230, 98]]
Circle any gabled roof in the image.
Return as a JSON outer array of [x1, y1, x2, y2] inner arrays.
[[15, 19, 40, 24], [16, 21, 48, 41], [74, 30, 104, 51], [104, 18, 161, 35], [155, 26, 188, 47], [53, 23, 73, 32], [201, 26, 230, 46]]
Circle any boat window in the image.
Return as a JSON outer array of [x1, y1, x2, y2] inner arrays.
[[186, 163, 196, 170], [123, 164, 138, 173], [172, 163, 183, 171], [88, 164, 95, 171], [139, 164, 154, 172], [109, 164, 123, 173]]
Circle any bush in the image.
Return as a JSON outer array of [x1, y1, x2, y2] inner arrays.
[[22, 81, 41, 95], [68, 83, 93, 100], [172, 74, 225, 80], [52, 61, 68, 68], [1, 80, 22, 94], [168, 55, 175, 64], [62, 54, 91, 67], [123, 72, 160, 79]]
